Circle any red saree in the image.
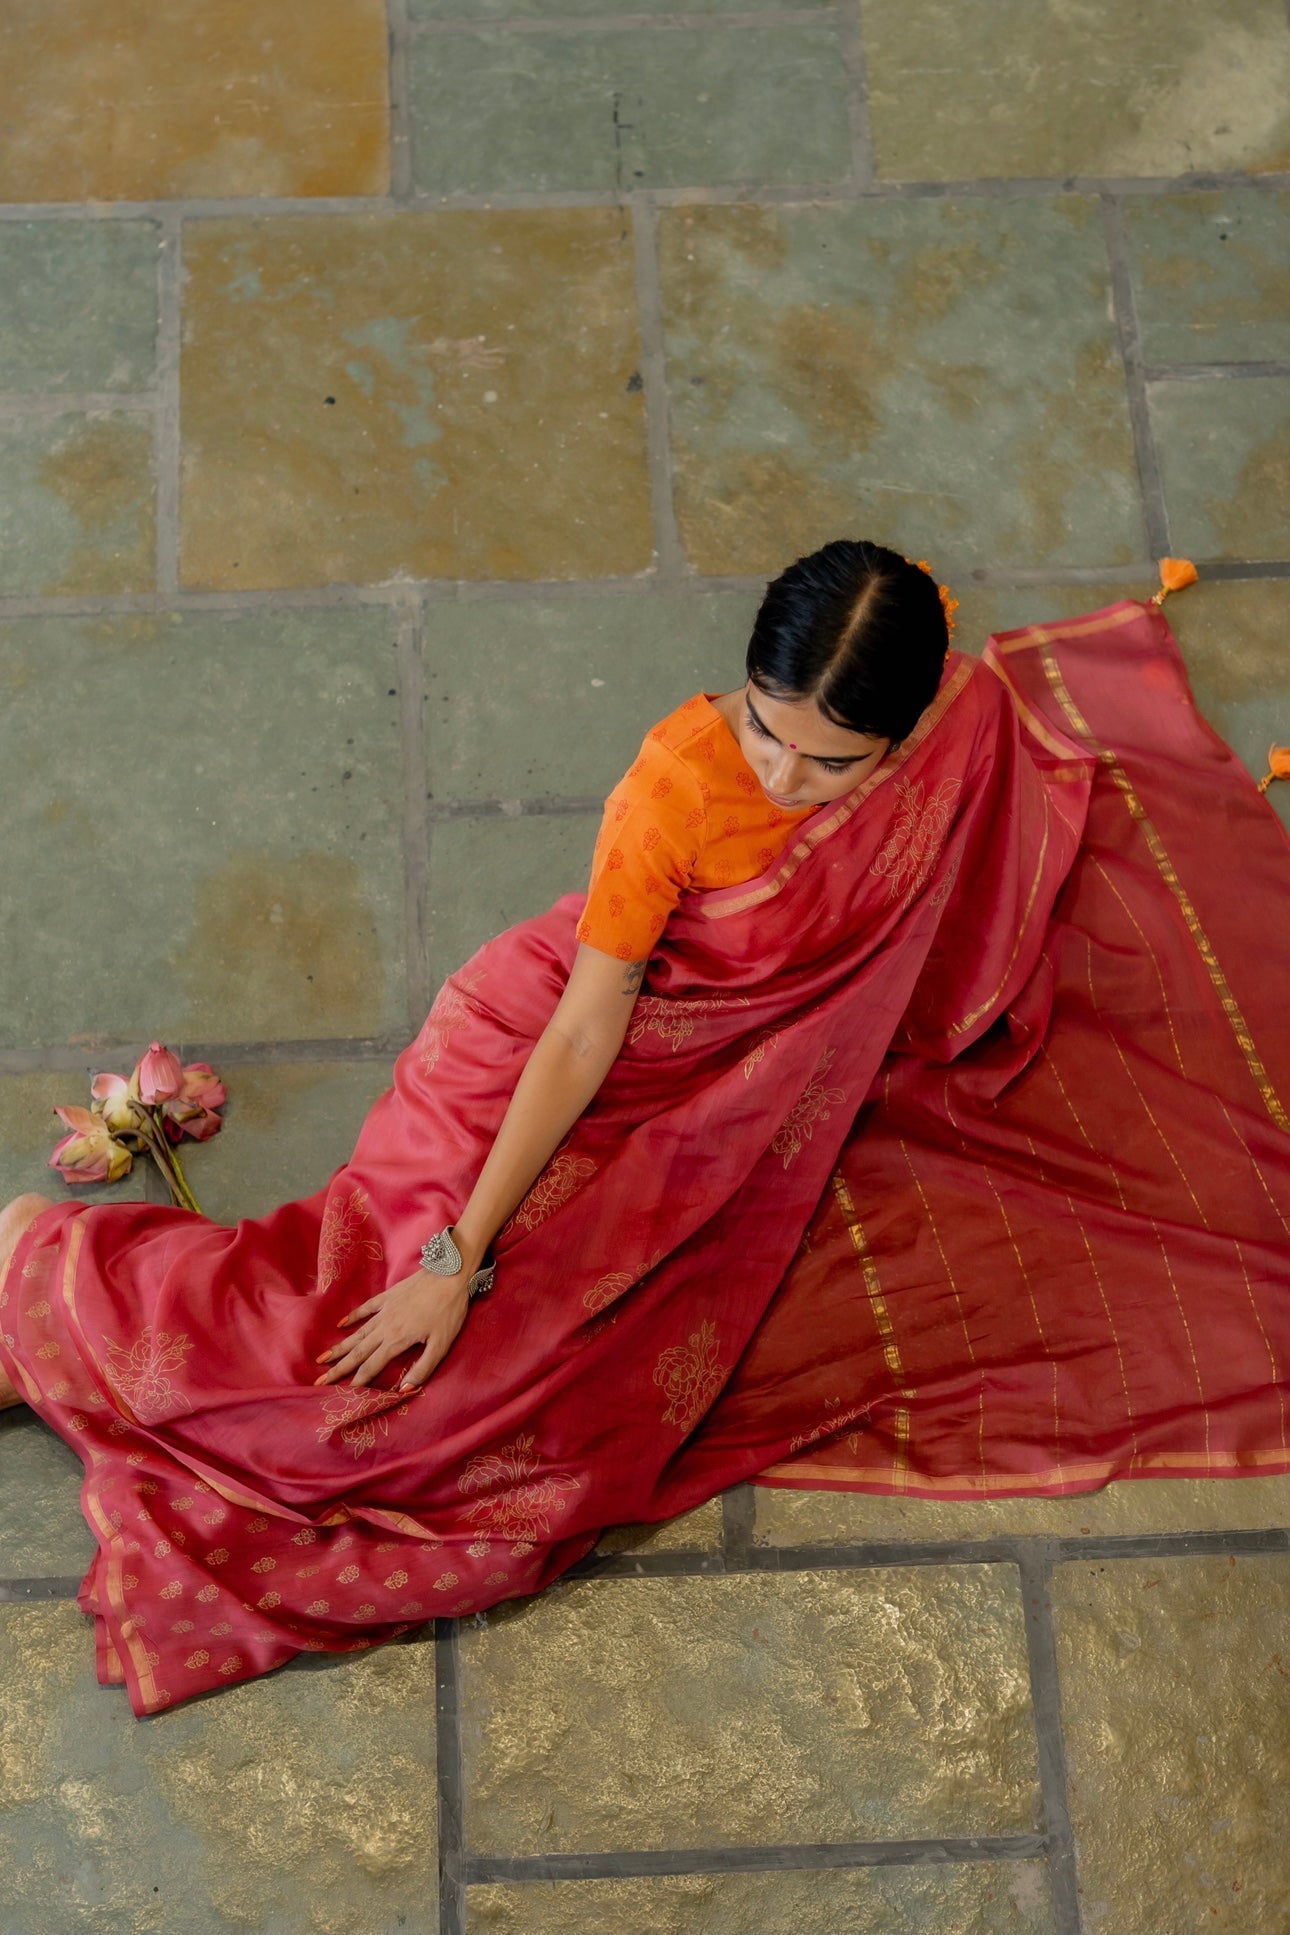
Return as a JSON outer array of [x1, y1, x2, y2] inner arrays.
[[3, 599, 1288, 1717]]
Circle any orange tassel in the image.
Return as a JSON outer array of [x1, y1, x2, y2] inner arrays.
[[1149, 557, 1199, 605], [1258, 746, 1290, 794]]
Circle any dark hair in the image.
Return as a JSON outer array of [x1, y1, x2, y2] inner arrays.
[[745, 539, 949, 743]]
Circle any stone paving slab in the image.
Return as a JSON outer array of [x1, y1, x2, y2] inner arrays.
[[409, 22, 852, 195], [1166, 577, 1290, 831], [411, 0, 826, 14], [428, 813, 599, 992], [0, 413, 155, 597], [1151, 375, 1290, 561], [1123, 190, 1290, 366], [0, 610, 405, 1050], [459, 1569, 1040, 1852], [466, 1863, 1056, 1934], [0, 0, 389, 203], [0, 1411, 94, 1579], [596, 1497, 724, 1556], [753, 1475, 1290, 1545], [657, 197, 1143, 578], [861, 0, 1290, 182], [425, 590, 755, 802], [180, 211, 652, 591], [0, 1601, 438, 1935], [0, 221, 159, 394], [1051, 1552, 1290, 1935]]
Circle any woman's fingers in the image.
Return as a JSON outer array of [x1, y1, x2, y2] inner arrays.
[[399, 1342, 442, 1392], [350, 1343, 401, 1390], [338, 1297, 382, 1328]]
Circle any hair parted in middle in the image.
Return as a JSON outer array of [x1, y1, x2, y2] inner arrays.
[[745, 539, 951, 744]]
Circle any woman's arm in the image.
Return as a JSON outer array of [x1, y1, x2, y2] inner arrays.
[[316, 944, 645, 1392], [452, 944, 645, 1275]]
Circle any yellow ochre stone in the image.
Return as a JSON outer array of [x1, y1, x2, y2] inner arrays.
[[180, 211, 653, 590], [459, 1568, 1041, 1855], [1052, 1553, 1290, 1935], [468, 1862, 1056, 1935], [0, 1602, 438, 1935], [754, 1473, 1290, 1545], [0, 0, 389, 201]]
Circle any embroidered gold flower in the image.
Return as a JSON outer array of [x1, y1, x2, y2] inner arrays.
[[653, 1318, 728, 1430], [104, 1326, 194, 1424], [771, 1049, 846, 1169], [508, 1151, 596, 1233], [583, 1270, 634, 1315], [316, 1384, 408, 1457], [787, 1401, 868, 1453], [743, 1030, 779, 1079], [870, 776, 961, 906], [316, 1186, 385, 1296], [458, 1432, 581, 1553], [419, 972, 484, 1075], [628, 994, 750, 1052]]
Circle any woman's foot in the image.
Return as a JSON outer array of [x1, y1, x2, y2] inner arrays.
[[0, 1193, 53, 1412]]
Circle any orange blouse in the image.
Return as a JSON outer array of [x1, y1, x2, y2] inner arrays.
[[576, 693, 814, 961]]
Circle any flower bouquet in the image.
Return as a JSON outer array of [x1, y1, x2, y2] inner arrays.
[[49, 1042, 225, 1214]]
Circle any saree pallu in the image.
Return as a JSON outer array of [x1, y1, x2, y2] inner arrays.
[[2, 603, 1286, 1717]]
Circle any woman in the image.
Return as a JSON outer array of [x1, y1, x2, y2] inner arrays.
[[5, 537, 1280, 1717]]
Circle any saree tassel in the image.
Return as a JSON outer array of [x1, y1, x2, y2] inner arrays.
[[1258, 746, 1290, 794], [1149, 557, 1199, 605]]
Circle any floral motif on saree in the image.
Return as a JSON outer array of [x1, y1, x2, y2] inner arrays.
[[419, 971, 484, 1075], [870, 775, 962, 906], [105, 1326, 194, 1423], [653, 1318, 728, 1429], [315, 1383, 410, 1456], [316, 1186, 384, 1295], [457, 1432, 581, 1555], [508, 1150, 597, 1232], [771, 1049, 847, 1169], [628, 993, 750, 1051]]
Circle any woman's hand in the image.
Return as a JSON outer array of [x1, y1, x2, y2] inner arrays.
[[314, 1270, 470, 1393]]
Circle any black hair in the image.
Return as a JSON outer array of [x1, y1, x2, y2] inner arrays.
[[745, 539, 949, 743]]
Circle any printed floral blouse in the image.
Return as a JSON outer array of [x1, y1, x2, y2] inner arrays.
[[576, 693, 813, 961]]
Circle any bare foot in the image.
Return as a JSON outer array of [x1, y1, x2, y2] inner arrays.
[[0, 1194, 53, 1412]]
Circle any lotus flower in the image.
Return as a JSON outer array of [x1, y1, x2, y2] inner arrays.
[[49, 1106, 133, 1185], [90, 1069, 147, 1139], [136, 1041, 184, 1104], [161, 1062, 228, 1144]]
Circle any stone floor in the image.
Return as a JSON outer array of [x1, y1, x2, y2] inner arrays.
[[1, 3, 1289, 1932]]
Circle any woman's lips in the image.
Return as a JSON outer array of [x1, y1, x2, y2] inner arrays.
[[765, 790, 800, 807]]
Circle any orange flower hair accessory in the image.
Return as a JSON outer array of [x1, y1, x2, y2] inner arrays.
[[908, 557, 959, 637]]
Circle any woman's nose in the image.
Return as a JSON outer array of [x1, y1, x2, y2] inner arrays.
[[767, 750, 801, 791]]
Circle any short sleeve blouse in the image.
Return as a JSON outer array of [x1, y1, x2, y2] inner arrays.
[[575, 694, 812, 961]]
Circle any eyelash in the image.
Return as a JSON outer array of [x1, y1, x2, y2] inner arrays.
[[746, 708, 853, 776]]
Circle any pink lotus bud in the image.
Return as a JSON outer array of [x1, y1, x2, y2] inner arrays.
[[91, 1070, 142, 1136], [50, 1111, 133, 1185], [136, 1041, 183, 1105], [179, 1062, 227, 1112], [163, 1100, 223, 1143], [158, 1061, 226, 1144]]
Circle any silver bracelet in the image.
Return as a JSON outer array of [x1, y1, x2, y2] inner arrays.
[[420, 1225, 496, 1299]]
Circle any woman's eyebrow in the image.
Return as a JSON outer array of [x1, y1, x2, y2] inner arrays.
[[745, 692, 868, 765]]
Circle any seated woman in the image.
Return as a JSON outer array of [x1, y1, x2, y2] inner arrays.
[[4, 534, 1246, 1718]]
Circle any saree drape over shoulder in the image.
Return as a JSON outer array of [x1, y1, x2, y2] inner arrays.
[[4, 600, 1289, 1716]]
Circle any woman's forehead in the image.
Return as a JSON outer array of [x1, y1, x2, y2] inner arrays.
[[747, 683, 885, 757]]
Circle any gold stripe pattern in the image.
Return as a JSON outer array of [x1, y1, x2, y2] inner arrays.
[[830, 1170, 913, 1487], [1035, 632, 1290, 1132]]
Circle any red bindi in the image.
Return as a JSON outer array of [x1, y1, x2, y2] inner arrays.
[[789, 742, 797, 750]]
